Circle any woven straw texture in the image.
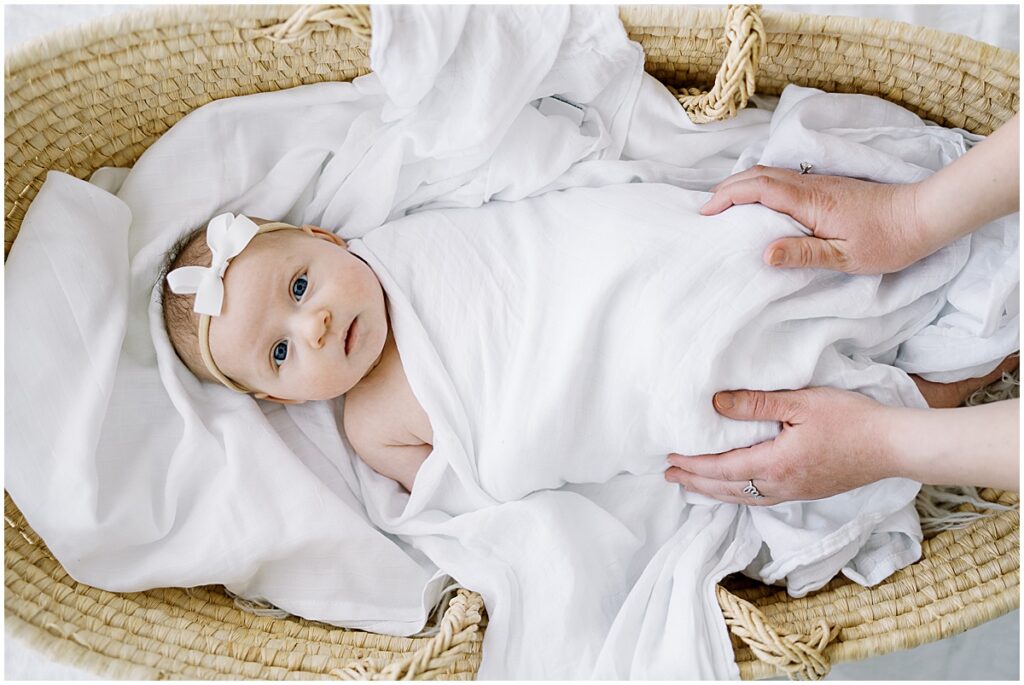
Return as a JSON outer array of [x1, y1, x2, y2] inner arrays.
[[4, 4, 1019, 680]]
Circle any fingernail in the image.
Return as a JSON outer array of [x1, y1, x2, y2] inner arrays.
[[714, 392, 735, 410], [768, 248, 787, 266]]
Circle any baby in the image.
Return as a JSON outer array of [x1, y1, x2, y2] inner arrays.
[[162, 213, 429, 491], [162, 210, 1003, 496]]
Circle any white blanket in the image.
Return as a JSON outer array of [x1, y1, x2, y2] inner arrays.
[[5, 5, 1018, 679], [349, 183, 944, 677]]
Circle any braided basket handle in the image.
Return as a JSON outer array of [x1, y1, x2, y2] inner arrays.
[[332, 589, 484, 680], [254, 4, 371, 43], [716, 585, 840, 680], [674, 5, 765, 123], [256, 4, 764, 124], [333, 586, 837, 680]]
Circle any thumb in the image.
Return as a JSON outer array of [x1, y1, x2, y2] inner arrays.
[[713, 389, 809, 424], [764, 237, 850, 272]]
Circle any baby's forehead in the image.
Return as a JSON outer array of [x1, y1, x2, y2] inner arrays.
[[242, 227, 315, 261], [253, 226, 305, 248], [209, 232, 304, 375], [220, 231, 300, 288]]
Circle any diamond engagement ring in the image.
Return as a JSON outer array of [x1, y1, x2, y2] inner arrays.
[[742, 479, 765, 499], [799, 161, 813, 175]]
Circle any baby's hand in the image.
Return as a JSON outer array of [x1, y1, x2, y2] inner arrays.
[[701, 165, 931, 275]]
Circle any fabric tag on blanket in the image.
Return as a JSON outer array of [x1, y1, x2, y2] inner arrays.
[[537, 95, 586, 126]]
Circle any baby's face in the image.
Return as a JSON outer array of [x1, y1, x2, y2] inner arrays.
[[207, 227, 388, 402]]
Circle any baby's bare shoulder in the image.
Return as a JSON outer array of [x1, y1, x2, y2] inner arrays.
[[342, 357, 432, 490], [343, 384, 400, 453], [344, 382, 431, 492]]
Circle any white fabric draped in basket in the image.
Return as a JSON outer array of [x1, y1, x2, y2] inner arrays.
[[5, 5, 1018, 679]]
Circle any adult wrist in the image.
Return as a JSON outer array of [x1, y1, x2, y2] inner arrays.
[[872, 404, 920, 482], [897, 181, 949, 264]]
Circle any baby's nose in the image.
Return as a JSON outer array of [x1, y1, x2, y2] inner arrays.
[[303, 308, 331, 349]]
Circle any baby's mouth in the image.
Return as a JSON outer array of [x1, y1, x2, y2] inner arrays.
[[344, 317, 357, 356]]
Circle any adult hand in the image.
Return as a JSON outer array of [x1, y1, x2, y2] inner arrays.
[[664, 387, 896, 505], [701, 166, 932, 275]]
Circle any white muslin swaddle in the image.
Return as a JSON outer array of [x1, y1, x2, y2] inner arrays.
[[344, 180, 955, 677]]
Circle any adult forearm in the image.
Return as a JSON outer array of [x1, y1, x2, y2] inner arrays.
[[883, 399, 1020, 490], [912, 113, 1020, 251]]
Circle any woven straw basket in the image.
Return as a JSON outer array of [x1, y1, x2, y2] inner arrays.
[[5, 4, 1019, 680]]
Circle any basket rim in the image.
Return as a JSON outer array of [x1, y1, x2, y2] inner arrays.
[[7, 4, 1017, 82], [622, 5, 1017, 66], [4, 4, 312, 78]]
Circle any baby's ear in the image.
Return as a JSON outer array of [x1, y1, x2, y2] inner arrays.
[[254, 391, 305, 405], [301, 225, 346, 248]]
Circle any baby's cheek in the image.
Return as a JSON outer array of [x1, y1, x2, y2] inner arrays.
[[311, 361, 355, 401]]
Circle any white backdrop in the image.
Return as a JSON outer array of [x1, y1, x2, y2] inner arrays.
[[4, 3, 1019, 681]]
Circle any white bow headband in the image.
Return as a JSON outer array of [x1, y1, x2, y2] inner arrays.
[[167, 213, 296, 393], [166, 213, 260, 316]]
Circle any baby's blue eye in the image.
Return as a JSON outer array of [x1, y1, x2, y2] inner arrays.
[[292, 274, 308, 301], [272, 340, 289, 366]]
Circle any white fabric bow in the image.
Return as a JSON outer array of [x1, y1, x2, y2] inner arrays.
[[166, 213, 260, 316]]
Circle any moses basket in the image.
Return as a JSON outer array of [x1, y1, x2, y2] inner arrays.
[[5, 4, 1019, 680]]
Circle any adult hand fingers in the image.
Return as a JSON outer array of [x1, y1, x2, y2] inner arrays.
[[699, 175, 807, 222], [663, 468, 780, 506], [710, 164, 794, 193], [666, 441, 772, 482], [763, 236, 852, 271], [712, 389, 812, 425]]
